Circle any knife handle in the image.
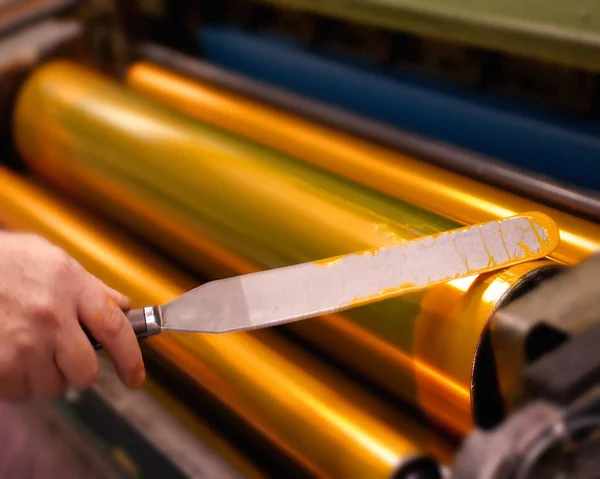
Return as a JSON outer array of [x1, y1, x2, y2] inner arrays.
[[85, 306, 161, 350]]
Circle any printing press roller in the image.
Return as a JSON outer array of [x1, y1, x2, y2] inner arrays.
[[134, 43, 600, 222], [124, 60, 600, 265], [13, 60, 600, 437]]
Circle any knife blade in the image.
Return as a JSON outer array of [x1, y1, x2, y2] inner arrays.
[[88, 212, 559, 349]]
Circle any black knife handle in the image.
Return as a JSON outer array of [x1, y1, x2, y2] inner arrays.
[[85, 307, 161, 350]]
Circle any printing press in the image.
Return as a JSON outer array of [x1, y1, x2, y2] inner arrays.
[[2, 1, 600, 478]]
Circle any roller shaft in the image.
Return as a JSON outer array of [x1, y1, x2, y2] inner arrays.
[[127, 61, 600, 266]]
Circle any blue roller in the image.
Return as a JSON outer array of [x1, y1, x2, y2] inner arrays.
[[200, 26, 600, 192]]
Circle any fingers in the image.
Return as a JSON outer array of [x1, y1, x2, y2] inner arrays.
[[28, 347, 65, 399], [77, 274, 145, 389], [54, 317, 99, 390], [78, 267, 130, 310], [48, 268, 100, 390], [99, 281, 131, 311], [0, 236, 139, 400], [27, 306, 67, 397]]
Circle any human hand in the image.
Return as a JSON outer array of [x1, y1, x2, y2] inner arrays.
[[0, 231, 145, 401]]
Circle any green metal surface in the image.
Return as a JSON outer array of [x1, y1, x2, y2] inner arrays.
[[255, 0, 600, 70]]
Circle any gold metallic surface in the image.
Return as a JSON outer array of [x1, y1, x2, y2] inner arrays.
[[413, 260, 555, 433], [0, 167, 454, 478], [14, 61, 557, 435], [126, 62, 600, 266]]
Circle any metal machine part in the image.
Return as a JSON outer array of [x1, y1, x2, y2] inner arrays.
[[197, 26, 600, 195], [119, 1, 600, 115], [492, 253, 600, 413], [64, 356, 248, 479], [0, 398, 128, 479], [469, 262, 563, 429], [0, 0, 79, 37], [0, 19, 83, 141], [453, 391, 600, 479], [453, 254, 600, 478], [245, 0, 600, 74], [135, 43, 600, 222]]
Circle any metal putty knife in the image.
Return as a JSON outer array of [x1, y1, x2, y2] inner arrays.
[[89, 212, 559, 349]]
